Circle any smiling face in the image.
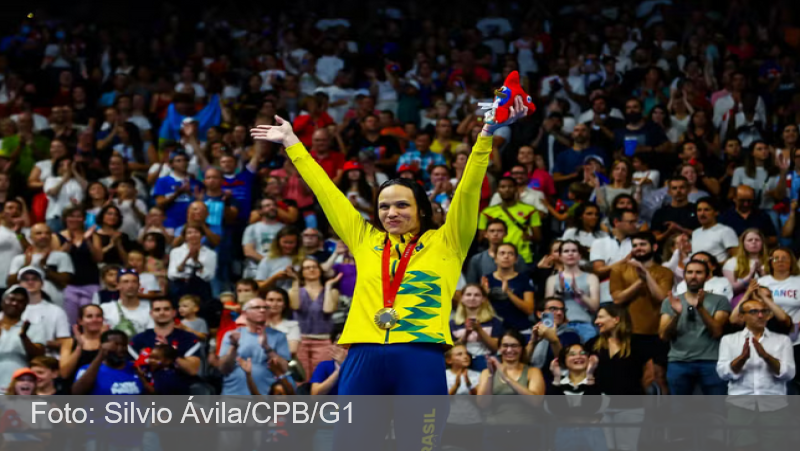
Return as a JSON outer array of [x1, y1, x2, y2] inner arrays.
[[32, 365, 57, 390], [13, 374, 36, 395], [564, 344, 589, 372], [79, 305, 104, 333], [301, 259, 322, 282], [499, 334, 523, 363], [378, 185, 420, 236], [278, 234, 298, 256], [594, 308, 620, 334], [263, 292, 285, 319]]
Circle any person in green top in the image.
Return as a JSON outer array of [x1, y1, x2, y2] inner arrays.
[[1, 113, 50, 177], [478, 176, 542, 264]]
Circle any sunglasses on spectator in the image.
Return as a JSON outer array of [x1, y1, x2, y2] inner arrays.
[[745, 309, 771, 316]]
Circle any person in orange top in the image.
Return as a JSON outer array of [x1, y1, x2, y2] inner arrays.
[[610, 231, 673, 393], [379, 110, 409, 152]]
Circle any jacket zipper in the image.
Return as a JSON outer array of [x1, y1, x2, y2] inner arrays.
[[384, 328, 390, 344]]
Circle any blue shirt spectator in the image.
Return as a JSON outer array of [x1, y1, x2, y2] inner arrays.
[[153, 151, 202, 229]]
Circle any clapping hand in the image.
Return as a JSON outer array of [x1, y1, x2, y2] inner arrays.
[[668, 291, 683, 314], [236, 357, 253, 375]]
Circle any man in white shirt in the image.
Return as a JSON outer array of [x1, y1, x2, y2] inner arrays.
[[17, 266, 70, 358], [0, 285, 45, 391], [712, 72, 766, 130], [590, 209, 639, 303], [717, 297, 794, 448], [100, 270, 154, 336], [315, 72, 354, 124], [7, 223, 73, 306], [691, 198, 739, 262], [0, 200, 25, 295], [315, 40, 345, 86], [242, 199, 284, 279], [489, 164, 547, 213]]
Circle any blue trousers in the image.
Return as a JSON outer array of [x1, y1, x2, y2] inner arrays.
[[333, 343, 450, 451], [667, 360, 727, 395]]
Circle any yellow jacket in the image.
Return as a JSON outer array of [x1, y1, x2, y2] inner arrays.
[[285, 135, 492, 345]]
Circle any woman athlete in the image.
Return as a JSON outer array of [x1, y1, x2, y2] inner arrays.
[[251, 96, 528, 448]]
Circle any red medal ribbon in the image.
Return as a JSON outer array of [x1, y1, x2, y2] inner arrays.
[[381, 234, 421, 309]]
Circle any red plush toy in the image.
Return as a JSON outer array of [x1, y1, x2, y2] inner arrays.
[[479, 71, 536, 124]]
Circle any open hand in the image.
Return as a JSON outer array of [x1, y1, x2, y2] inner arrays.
[[251, 116, 299, 147]]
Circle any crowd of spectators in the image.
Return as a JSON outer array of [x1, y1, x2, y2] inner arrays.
[[3, 0, 800, 447]]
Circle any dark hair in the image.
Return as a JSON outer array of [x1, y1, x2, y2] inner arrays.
[[668, 175, 689, 187], [150, 298, 173, 310], [51, 155, 71, 178], [558, 342, 589, 368], [153, 343, 179, 362], [79, 303, 103, 319], [538, 296, 565, 312], [100, 329, 128, 344], [485, 218, 508, 233], [497, 242, 518, 256], [30, 356, 59, 372], [372, 179, 437, 235], [744, 140, 778, 179], [609, 208, 635, 227], [497, 176, 517, 187], [143, 232, 167, 259], [263, 287, 292, 319], [83, 181, 110, 211], [61, 205, 85, 226], [121, 122, 146, 164], [499, 329, 529, 364], [337, 167, 374, 204], [695, 196, 718, 212], [98, 204, 123, 229], [236, 278, 260, 293], [573, 202, 601, 235], [690, 251, 722, 276], [330, 324, 345, 343], [686, 259, 710, 276], [611, 194, 639, 213], [631, 231, 657, 248]]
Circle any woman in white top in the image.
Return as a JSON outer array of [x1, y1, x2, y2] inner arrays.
[[545, 240, 600, 342], [44, 157, 87, 233], [168, 222, 217, 301], [675, 252, 733, 300], [28, 139, 68, 192], [722, 228, 769, 296], [666, 86, 693, 141], [264, 287, 301, 355], [561, 203, 608, 255], [758, 248, 800, 336], [728, 141, 785, 215]]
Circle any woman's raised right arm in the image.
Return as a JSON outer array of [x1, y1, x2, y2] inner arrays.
[[252, 118, 370, 248]]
